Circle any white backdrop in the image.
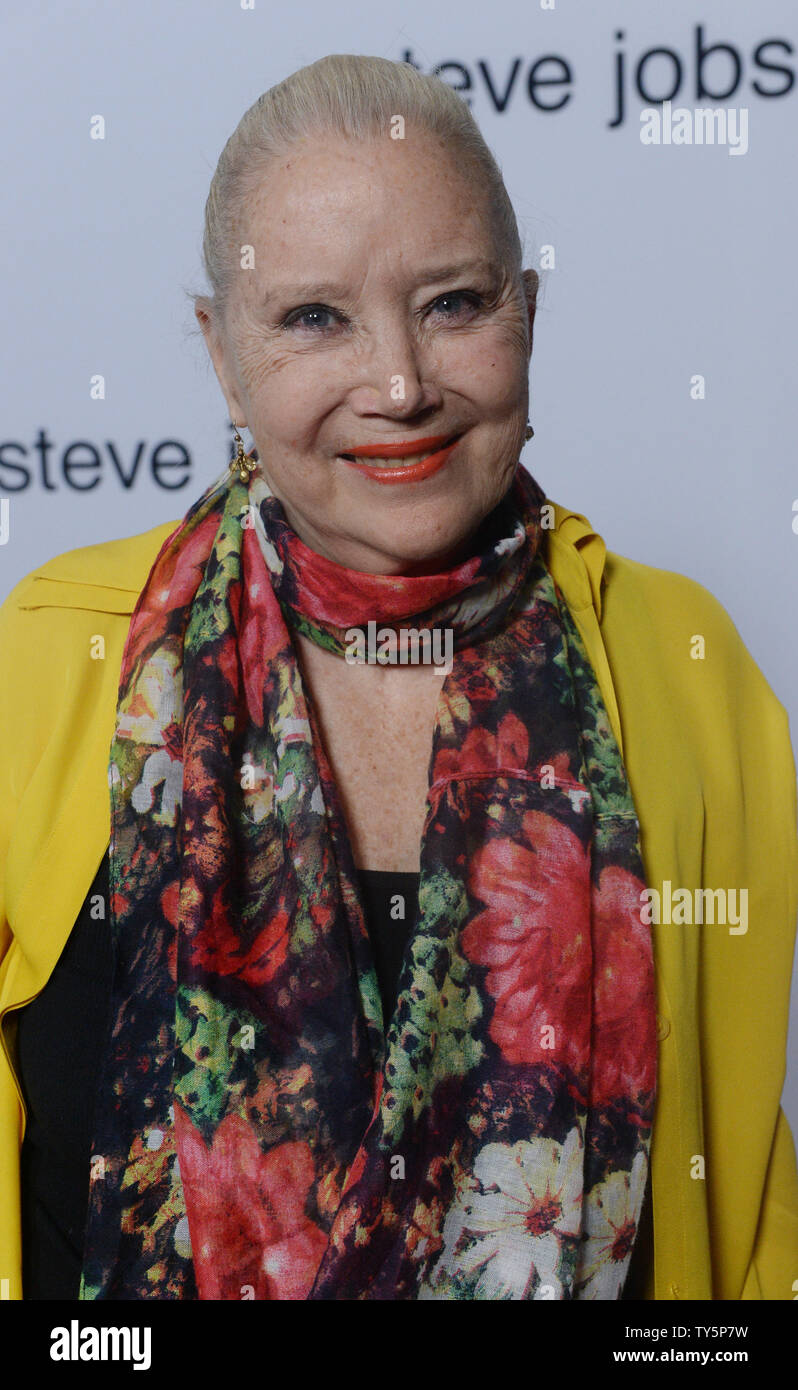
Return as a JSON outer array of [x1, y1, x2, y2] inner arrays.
[[2, 0, 797, 1129]]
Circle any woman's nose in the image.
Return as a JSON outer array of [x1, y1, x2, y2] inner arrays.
[[349, 316, 434, 416]]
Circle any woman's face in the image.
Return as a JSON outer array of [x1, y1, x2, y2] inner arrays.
[[197, 130, 536, 574]]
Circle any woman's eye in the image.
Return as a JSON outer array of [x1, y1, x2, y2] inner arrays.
[[283, 304, 339, 331], [282, 291, 482, 332], [429, 290, 483, 319]]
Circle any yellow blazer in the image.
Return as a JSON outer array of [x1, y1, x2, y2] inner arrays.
[[1, 498, 797, 1301]]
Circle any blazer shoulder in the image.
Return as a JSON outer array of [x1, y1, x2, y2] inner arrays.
[[0, 519, 180, 619], [603, 547, 750, 644], [544, 498, 739, 641], [601, 547, 792, 732]]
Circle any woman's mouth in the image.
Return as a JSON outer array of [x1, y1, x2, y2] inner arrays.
[[337, 433, 462, 484]]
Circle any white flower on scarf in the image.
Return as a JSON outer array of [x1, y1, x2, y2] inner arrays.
[[494, 522, 525, 557], [117, 650, 182, 745], [575, 1149, 648, 1299], [244, 768, 273, 823], [274, 771, 297, 804], [130, 748, 183, 824], [276, 716, 311, 760], [566, 786, 591, 815], [420, 1126, 584, 1300]]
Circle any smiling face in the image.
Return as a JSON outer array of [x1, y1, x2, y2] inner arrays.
[[196, 129, 536, 575]]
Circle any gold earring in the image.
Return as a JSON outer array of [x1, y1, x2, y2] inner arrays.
[[230, 426, 258, 482], [525, 420, 535, 441]]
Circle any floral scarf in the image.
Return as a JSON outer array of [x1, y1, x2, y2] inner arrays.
[[80, 459, 657, 1301]]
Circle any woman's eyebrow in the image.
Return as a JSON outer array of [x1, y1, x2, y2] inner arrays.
[[261, 259, 500, 307]]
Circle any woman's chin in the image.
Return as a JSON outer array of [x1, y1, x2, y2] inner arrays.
[[362, 492, 511, 571]]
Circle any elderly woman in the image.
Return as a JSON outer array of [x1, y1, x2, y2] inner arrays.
[[0, 54, 796, 1304]]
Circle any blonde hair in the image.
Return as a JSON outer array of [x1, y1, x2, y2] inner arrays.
[[190, 53, 536, 329]]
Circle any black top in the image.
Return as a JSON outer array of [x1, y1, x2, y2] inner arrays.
[[15, 849, 418, 1300]]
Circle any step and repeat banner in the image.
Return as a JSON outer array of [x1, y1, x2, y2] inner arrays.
[[2, 0, 797, 1130]]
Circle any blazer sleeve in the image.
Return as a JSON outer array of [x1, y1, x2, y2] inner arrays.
[[705, 600, 798, 1299], [692, 585, 798, 1300], [730, 626, 798, 1300]]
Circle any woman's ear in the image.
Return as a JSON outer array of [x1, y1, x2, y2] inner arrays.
[[195, 299, 248, 429], [521, 268, 539, 357]]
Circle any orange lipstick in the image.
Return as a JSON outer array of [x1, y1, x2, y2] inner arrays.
[[338, 433, 461, 485]]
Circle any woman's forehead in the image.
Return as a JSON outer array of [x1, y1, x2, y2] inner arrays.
[[245, 130, 485, 213], [236, 139, 500, 262]]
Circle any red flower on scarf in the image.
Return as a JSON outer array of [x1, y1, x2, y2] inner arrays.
[[174, 1103, 328, 1299], [214, 633, 243, 707], [462, 814, 655, 1105], [135, 513, 223, 632], [239, 598, 284, 724], [591, 863, 657, 1105], [186, 888, 292, 985], [462, 811, 592, 1076], [432, 712, 576, 790], [434, 711, 530, 781]]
